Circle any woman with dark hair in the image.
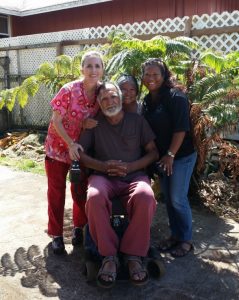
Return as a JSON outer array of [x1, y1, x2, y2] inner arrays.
[[141, 58, 197, 257], [117, 74, 141, 113]]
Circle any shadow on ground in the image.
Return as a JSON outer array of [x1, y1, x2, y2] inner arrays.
[[1, 203, 239, 300]]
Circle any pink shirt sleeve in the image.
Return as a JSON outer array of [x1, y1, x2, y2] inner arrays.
[[50, 86, 70, 116]]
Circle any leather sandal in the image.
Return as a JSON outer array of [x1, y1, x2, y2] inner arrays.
[[171, 242, 194, 258], [97, 256, 118, 288], [125, 255, 149, 286]]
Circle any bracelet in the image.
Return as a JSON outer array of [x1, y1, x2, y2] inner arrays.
[[167, 150, 175, 158]]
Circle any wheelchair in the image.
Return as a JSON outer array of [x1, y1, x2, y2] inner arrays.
[[82, 197, 165, 283]]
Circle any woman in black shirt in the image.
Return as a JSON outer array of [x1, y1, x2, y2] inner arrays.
[[141, 58, 197, 257]]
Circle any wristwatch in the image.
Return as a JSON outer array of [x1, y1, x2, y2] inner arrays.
[[167, 150, 175, 158]]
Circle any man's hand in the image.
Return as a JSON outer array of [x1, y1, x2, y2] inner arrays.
[[106, 160, 128, 177]]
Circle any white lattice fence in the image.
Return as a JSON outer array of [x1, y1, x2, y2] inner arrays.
[[0, 10, 238, 129], [192, 11, 239, 29], [194, 33, 239, 52]]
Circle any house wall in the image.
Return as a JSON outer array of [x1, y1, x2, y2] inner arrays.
[[11, 0, 239, 36]]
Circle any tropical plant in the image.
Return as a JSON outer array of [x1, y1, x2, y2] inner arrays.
[[104, 31, 239, 179], [0, 50, 102, 111], [0, 31, 238, 180]]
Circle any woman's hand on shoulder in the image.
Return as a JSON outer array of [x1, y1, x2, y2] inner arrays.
[[82, 118, 98, 130]]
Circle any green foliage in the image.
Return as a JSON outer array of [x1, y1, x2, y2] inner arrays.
[[201, 88, 228, 104], [0, 87, 19, 111], [200, 51, 225, 73], [174, 36, 199, 49], [207, 103, 239, 129], [0, 30, 238, 139], [106, 49, 147, 78], [54, 55, 72, 76], [166, 40, 192, 58], [36, 62, 55, 78], [0, 156, 45, 175], [72, 54, 82, 78], [188, 73, 232, 103], [21, 76, 40, 97], [17, 88, 29, 108]]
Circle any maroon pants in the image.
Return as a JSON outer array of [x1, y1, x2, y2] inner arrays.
[[45, 157, 87, 236], [86, 175, 157, 257]]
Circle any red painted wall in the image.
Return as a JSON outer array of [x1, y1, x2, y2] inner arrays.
[[11, 0, 239, 37]]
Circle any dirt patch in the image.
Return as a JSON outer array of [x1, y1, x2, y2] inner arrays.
[[0, 131, 46, 162], [196, 177, 239, 222]]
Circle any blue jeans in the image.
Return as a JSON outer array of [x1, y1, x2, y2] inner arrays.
[[160, 151, 197, 241]]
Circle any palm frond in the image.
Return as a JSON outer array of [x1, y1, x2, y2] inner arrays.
[[166, 40, 192, 58], [188, 74, 230, 102], [106, 49, 131, 74], [206, 103, 239, 129], [106, 49, 147, 77], [174, 36, 199, 49], [200, 51, 225, 73], [224, 51, 239, 68], [201, 88, 228, 104]]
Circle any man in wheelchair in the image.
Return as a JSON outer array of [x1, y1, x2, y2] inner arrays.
[[78, 82, 158, 288]]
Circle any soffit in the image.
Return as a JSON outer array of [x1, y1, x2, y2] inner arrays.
[[0, 0, 112, 16]]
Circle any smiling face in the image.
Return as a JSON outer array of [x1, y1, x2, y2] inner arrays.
[[142, 65, 165, 92], [119, 81, 138, 105], [98, 83, 122, 117], [81, 55, 104, 84]]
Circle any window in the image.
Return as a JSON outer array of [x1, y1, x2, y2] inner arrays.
[[0, 15, 9, 38]]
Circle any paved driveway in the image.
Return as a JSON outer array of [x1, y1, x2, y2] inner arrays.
[[0, 166, 238, 300]]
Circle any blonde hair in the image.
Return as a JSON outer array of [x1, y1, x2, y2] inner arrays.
[[81, 50, 104, 68]]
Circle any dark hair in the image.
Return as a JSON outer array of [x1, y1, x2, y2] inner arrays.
[[141, 58, 178, 89], [116, 74, 139, 95]]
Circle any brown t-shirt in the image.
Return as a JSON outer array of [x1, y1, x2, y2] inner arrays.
[[79, 112, 156, 181]]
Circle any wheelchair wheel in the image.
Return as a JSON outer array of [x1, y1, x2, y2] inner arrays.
[[147, 258, 165, 279], [85, 260, 99, 282]]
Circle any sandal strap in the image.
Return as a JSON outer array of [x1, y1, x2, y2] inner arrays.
[[125, 255, 142, 264], [101, 255, 119, 267], [124, 255, 147, 272], [97, 255, 118, 281]]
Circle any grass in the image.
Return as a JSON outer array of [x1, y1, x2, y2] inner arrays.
[[0, 156, 45, 175]]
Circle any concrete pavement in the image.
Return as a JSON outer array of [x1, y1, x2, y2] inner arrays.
[[0, 165, 238, 300]]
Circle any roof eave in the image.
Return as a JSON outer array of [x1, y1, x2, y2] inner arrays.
[[0, 0, 112, 17]]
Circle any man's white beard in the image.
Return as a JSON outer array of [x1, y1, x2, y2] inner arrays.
[[103, 103, 122, 117]]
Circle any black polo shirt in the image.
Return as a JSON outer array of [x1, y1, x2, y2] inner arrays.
[[142, 86, 195, 159]]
